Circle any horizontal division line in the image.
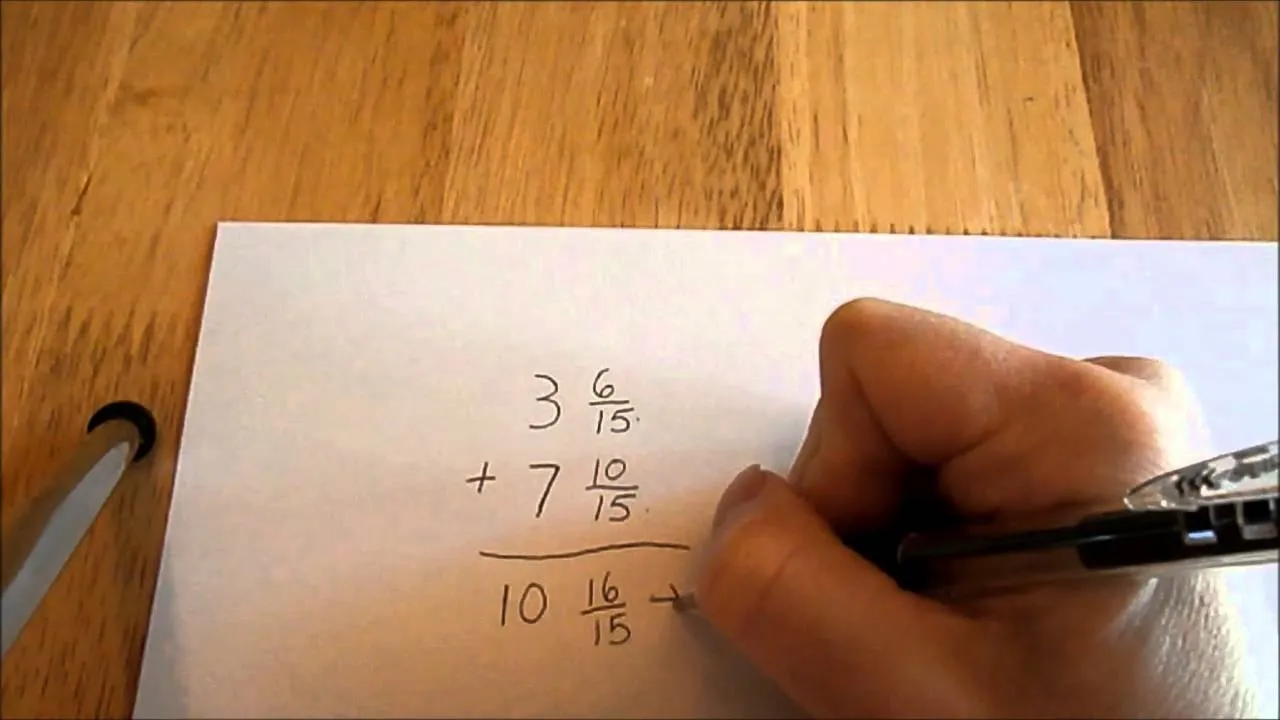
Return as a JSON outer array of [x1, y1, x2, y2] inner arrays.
[[581, 603, 627, 615], [478, 541, 692, 561], [584, 484, 640, 492]]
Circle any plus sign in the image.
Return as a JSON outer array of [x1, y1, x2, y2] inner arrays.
[[466, 461, 496, 494]]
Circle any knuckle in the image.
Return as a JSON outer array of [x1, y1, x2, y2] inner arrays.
[[1085, 355, 1186, 392], [1082, 355, 1202, 422], [820, 297, 888, 343], [818, 298, 900, 364]]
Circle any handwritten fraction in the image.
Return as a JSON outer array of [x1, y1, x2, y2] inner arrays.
[[467, 368, 691, 647]]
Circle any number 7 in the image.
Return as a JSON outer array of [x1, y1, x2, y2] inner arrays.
[[529, 463, 561, 518]]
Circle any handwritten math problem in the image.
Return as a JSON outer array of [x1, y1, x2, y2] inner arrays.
[[467, 368, 691, 648]]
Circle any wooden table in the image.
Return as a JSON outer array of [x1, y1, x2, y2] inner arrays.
[[1, 1, 1276, 716]]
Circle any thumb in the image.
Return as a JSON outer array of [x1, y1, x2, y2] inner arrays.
[[695, 466, 998, 718]]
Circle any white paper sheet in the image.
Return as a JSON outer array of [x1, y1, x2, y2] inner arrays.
[[134, 224, 1279, 719]]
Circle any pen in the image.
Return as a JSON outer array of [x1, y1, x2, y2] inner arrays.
[[674, 440, 1279, 611], [0, 401, 157, 658]]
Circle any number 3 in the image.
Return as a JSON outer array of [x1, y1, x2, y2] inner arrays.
[[529, 374, 561, 430]]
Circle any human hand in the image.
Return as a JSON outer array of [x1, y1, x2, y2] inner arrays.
[[695, 299, 1256, 718]]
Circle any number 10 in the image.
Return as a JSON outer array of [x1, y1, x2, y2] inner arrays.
[[501, 583, 548, 626]]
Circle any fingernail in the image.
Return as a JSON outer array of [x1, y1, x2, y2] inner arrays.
[[712, 464, 768, 529]]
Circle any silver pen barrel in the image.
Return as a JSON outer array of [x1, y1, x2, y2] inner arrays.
[[1, 402, 156, 658]]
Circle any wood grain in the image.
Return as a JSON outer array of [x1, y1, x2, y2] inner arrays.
[[1072, 1, 1278, 239], [1, 1, 1275, 717], [776, 1, 1110, 235]]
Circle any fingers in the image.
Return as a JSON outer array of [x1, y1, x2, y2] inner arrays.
[[792, 300, 1206, 531], [792, 298, 1062, 531], [697, 466, 997, 718]]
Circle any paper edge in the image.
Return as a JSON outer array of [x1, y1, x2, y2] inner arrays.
[[211, 220, 1280, 249], [132, 223, 235, 718]]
